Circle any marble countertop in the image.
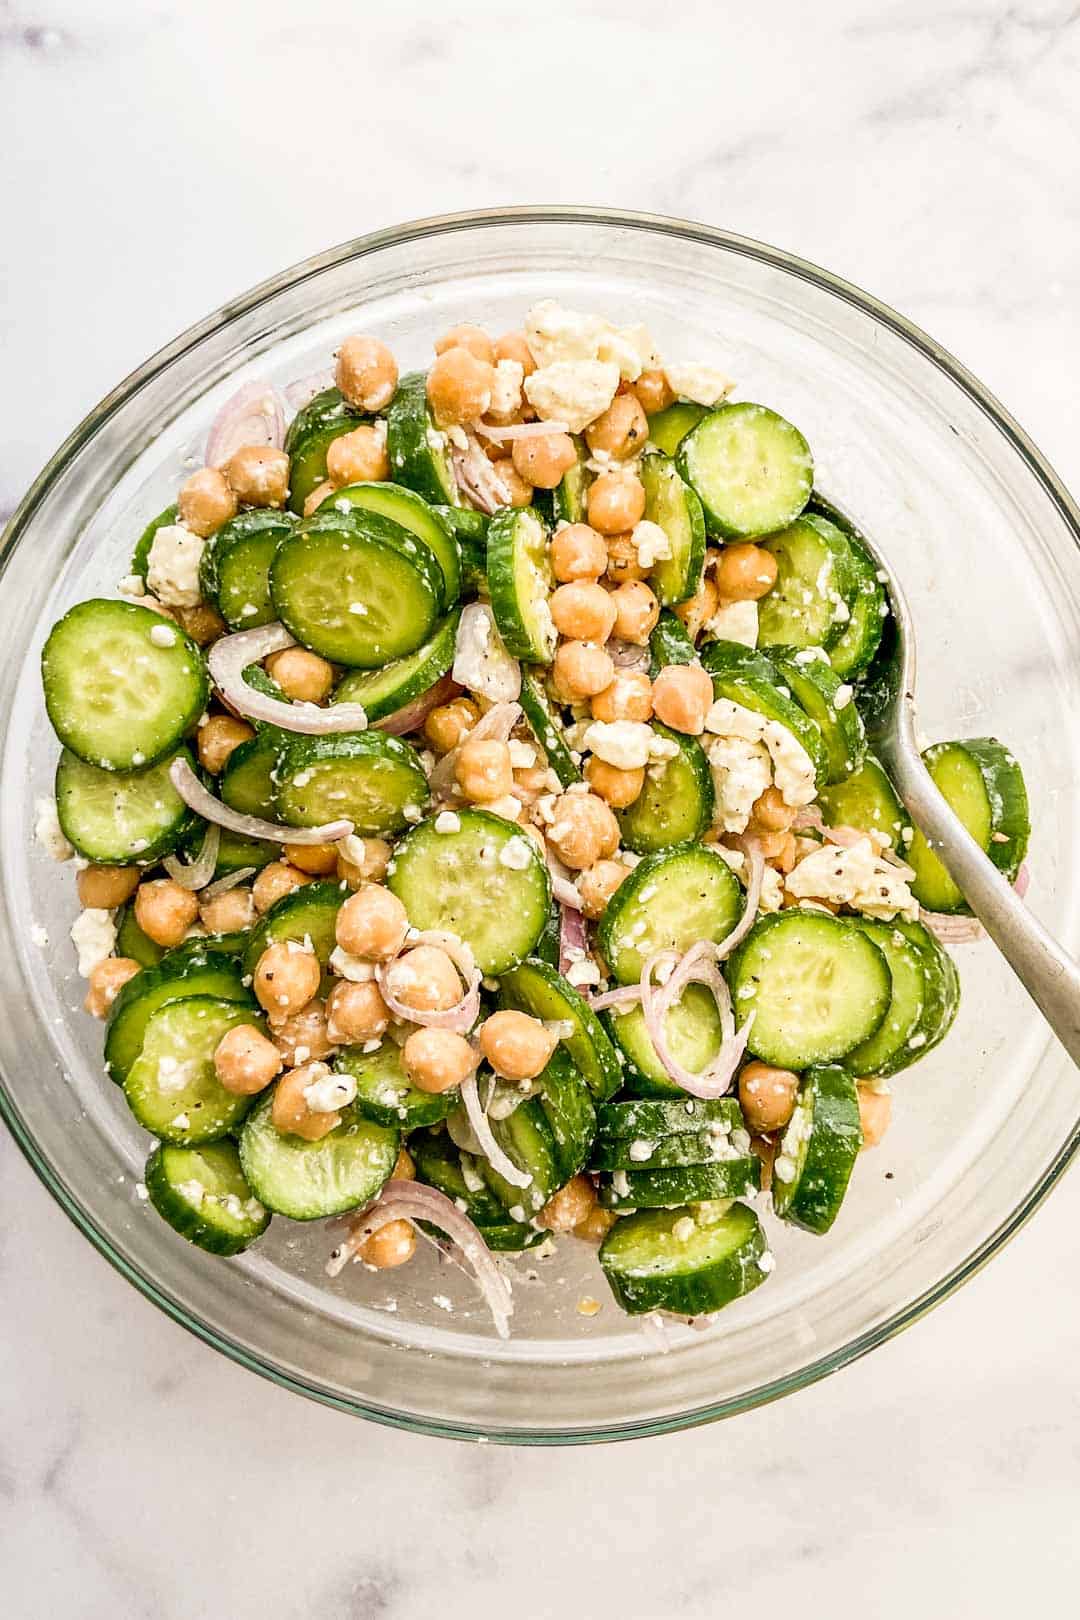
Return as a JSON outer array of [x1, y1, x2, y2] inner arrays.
[[3, 1, 1079, 1614]]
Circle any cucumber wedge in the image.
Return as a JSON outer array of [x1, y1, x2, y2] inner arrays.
[[336, 1041, 459, 1131], [410, 1128, 508, 1226], [123, 996, 265, 1144], [500, 957, 622, 1103], [332, 608, 460, 723], [433, 504, 487, 592], [239, 1091, 399, 1221], [283, 387, 365, 516], [616, 721, 714, 853], [55, 745, 197, 864], [772, 1065, 862, 1235], [483, 1097, 562, 1218], [756, 515, 857, 653], [597, 843, 744, 985], [770, 648, 866, 784], [907, 738, 1030, 914], [115, 903, 165, 969], [487, 506, 555, 663], [591, 1128, 750, 1172], [327, 481, 462, 609], [198, 509, 296, 629], [518, 672, 582, 787], [386, 372, 459, 506], [647, 402, 707, 457], [219, 730, 281, 819], [603, 981, 725, 1099], [677, 402, 813, 539], [600, 1200, 769, 1316], [640, 452, 707, 606], [597, 1155, 760, 1210], [145, 1139, 270, 1256], [104, 947, 252, 1084], [274, 731, 430, 838]]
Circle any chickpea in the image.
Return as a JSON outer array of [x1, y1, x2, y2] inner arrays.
[[858, 1082, 892, 1148], [224, 446, 290, 508], [174, 602, 227, 646], [426, 347, 495, 428], [283, 840, 338, 876], [199, 887, 255, 935], [585, 756, 645, 809], [456, 737, 515, 803], [402, 1028, 478, 1094], [83, 957, 141, 1019], [335, 885, 409, 961], [423, 696, 479, 754], [303, 480, 336, 516], [434, 324, 495, 365], [77, 864, 140, 910], [336, 837, 392, 890], [632, 369, 675, 415], [732, 826, 792, 863], [393, 1146, 416, 1181], [325, 424, 390, 487], [493, 330, 537, 376], [739, 1061, 799, 1134], [213, 1023, 283, 1095], [536, 1172, 596, 1232], [549, 581, 617, 644], [252, 861, 311, 913], [264, 646, 334, 705], [325, 979, 390, 1044], [479, 1009, 558, 1082], [551, 640, 616, 703], [491, 459, 533, 507], [511, 432, 577, 490], [197, 714, 255, 775], [751, 786, 797, 834], [603, 531, 648, 584], [514, 763, 551, 801], [335, 334, 398, 413], [574, 1204, 618, 1244], [134, 879, 200, 948], [590, 669, 654, 724], [382, 944, 462, 1013], [546, 791, 620, 870], [549, 523, 607, 583], [578, 858, 630, 919], [177, 466, 237, 537], [750, 1133, 777, 1192], [273, 998, 335, 1067], [768, 831, 798, 875], [609, 580, 659, 646], [358, 1218, 416, 1269], [585, 393, 648, 460], [253, 941, 322, 1021], [271, 1063, 340, 1141], [650, 662, 714, 735], [674, 575, 719, 641], [587, 471, 646, 536], [714, 543, 778, 602]]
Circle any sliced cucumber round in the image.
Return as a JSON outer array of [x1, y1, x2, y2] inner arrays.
[[198, 509, 296, 630], [433, 504, 487, 592], [770, 648, 866, 784], [597, 843, 744, 985], [597, 1155, 760, 1210], [807, 497, 888, 679], [552, 435, 591, 524], [242, 880, 343, 985], [893, 917, 960, 1057], [239, 1091, 399, 1221], [410, 1128, 508, 1226], [596, 1096, 743, 1140], [640, 452, 706, 606], [648, 609, 696, 678], [283, 386, 365, 516], [756, 515, 857, 653], [386, 372, 459, 506], [772, 1065, 862, 1235], [130, 504, 179, 580], [270, 507, 442, 667], [499, 957, 622, 1103], [115, 903, 165, 969], [845, 917, 959, 1077], [534, 1046, 598, 1181], [145, 1139, 270, 1256], [386, 809, 550, 975], [487, 506, 555, 663], [275, 731, 430, 838], [42, 599, 209, 771], [591, 1128, 748, 1172], [331, 608, 459, 723], [482, 1096, 561, 1218], [701, 639, 829, 789], [907, 738, 1030, 914], [518, 672, 582, 787], [726, 909, 892, 1069], [677, 402, 813, 539], [105, 947, 252, 1084], [327, 481, 462, 608], [55, 745, 197, 864], [336, 1041, 459, 1131], [646, 402, 707, 457], [818, 754, 908, 851], [219, 730, 281, 819], [603, 981, 725, 1099], [123, 996, 265, 1144], [616, 722, 714, 854], [600, 1200, 768, 1316]]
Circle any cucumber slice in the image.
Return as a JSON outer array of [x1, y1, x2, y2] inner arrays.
[[270, 508, 442, 667], [475, 1223, 548, 1253], [603, 982, 725, 1099], [483, 1097, 561, 1217], [591, 1127, 749, 1172], [433, 504, 487, 592], [534, 899, 562, 969], [219, 731, 281, 819], [198, 509, 296, 630], [597, 1155, 760, 1210], [907, 738, 1030, 913], [275, 731, 430, 837], [518, 672, 582, 787], [242, 880, 343, 985], [104, 948, 252, 1084], [386, 809, 550, 975], [845, 918, 958, 1077], [42, 599, 209, 771], [145, 1139, 270, 1256], [640, 453, 707, 606], [55, 745, 197, 864], [807, 496, 888, 679], [597, 1096, 743, 1139], [677, 403, 813, 539], [123, 996, 265, 1144], [499, 957, 622, 1103], [756, 515, 857, 653], [701, 640, 829, 789], [598, 843, 744, 985], [648, 610, 696, 678], [131, 504, 179, 580], [327, 482, 461, 609], [331, 608, 460, 723], [210, 829, 277, 877], [487, 506, 555, 663], [727, 909, 892, 1069], [647, 402, 707, 457], [283, 387, 365, 516], [239, 1091, 399, 1220], [410, 1128, 508, 1226], [818, 754, 908, 851], [386, 372, 459, 506], [336, 1041, 458, 1131], [893, 917, 960, 1057], [116, 903, 164, 969], [616, 721, 714, 854], [535, 1046, 598, 1180], [600, 1200, 768, 1316], [552, 435, 591, 524], [772, 1065, 862, 1235], [770, 648, 866, 784]]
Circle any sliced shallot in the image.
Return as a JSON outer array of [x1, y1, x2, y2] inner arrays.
[[605, 637, 651, 673], [205, 380, 286, 467], [558, 903, 588, 976], [162, 822, 221, 891], [920, 911, 986, 944], [376, 929, 481, 1033], [460, 1071, 532, 1190], [452, 435, 511, 515], [714, 841, 765, 960], [544, 845, 584, 912], [428, 697, 522, 798], [375, 673, 459, 738], [199, 865, 257, 899], [284, 369, 336, 412], [207, 622, 369, 733], [169, 758, 352, 845]]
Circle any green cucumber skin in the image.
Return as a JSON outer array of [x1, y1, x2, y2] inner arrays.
[[145, 1141, 269, 1256], [484, 1099, 562, 1217], [239, 1092, 400, 1222], [500, 957, 623, 1104], [641, 452, 707, 606], [590, 1128, 750, 1173], [845, 918, 960, 1077], [55, 745, 199, 865], [756, 516, 856, 655], [616, 721, 714, 854], [843, 920, 931, 1078], [597, 1156, 760, 1210], [274, 730, 430, 838], [332, 608, 460, 723], [771, 649, 867, 784], [486, 506, 555, 663], [518, 673, 582, 787], [284, 388, 365, 516], [647, 403, 707, 457], [552, 437, 592, 524], [599, 1200, 769, 1316], [535, 1047, 598, 1181], [410, 1129, 508, 1227], [701, 639, 830, 790], [806, 495, 887, 679], [908, 738, 1030, 913], [648, 610, 696, 678], [219, 731, 281, 819], [818, 755, 908, 852], [602, 979, 724, 1100], [677, 402, 813, 540], [131, 504, 178, 579], [894, 919, 960, 1060], [433, 505, 487, 591], [104, 949, 252, 1084], [122, 996, 263, 1145], [386, 372, 459, 506], [596, 1097, 743, 1139], [773, 1066, 862, 1235], [242, 880, 343, 982], [335, 1043, 458, 1131], [327, 481, 462, 610], [198, 509, 296, 628], [115, 903, 165, 969], [598, 842, 744, 986]]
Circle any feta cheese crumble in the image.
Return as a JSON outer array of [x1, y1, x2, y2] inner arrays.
[[146, 523, 205, 607], [664, 361, 735, 406], [303, 1067, 357, 1113], [524, 360, 620, 434], [34, 796, 73, 861], [582, 718, 655, 772], [70, 908, 117, 977], [784, 837, 919, 922]]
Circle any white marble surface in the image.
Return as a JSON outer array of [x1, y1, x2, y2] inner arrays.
[[3, 0, 1080, 1613]]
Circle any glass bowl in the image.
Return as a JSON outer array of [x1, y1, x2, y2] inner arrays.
[[2, 208, 1078, 1444]]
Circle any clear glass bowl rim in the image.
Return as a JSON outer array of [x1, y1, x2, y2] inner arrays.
[[2, 204, 1078, 1445]]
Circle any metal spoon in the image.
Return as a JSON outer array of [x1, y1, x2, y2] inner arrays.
[[819, 497, 1080, 1067]]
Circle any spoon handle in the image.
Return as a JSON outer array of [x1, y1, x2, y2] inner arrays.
[[886, 747, 1080, 1067]]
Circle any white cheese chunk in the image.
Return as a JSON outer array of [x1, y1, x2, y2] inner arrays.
[[582, 719, 655, 772], [489, 358, 524, 418], [452, 602, 522, 703], [34, 795, 73, 861], [70, 908, 117, 977], [704, 599, 758, 649], [632, 520, 671, 570], [784, 836, 919, 921], [146, 523, 205, 607], [706, 735, 772, 833], [664, 361, 735, 406], [303, 1066, 357, 1113], [524, 360, 620, 434]]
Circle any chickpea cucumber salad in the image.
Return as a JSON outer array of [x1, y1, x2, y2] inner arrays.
[[36, 300, 1032, 1337]]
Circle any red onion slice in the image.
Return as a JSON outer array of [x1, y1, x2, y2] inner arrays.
[[475, 419, 569, 443], [326, 1180, 513, 1338], [1014, 861, 1031, 900], [206, 380, 286, 467], [374, 673, 459, 737], [163, 823, 221, 891], [452, 436, 511, 514], [589, 983, 645, 1013], [713, 842, 765, 961], [920, 911, 986, 943], [460, 1071, 532, 1189], [199, 865, 257, 899], [284, 369, 336, 412], [544, 845, 584, 912], [169, 758, 352, 845], [558, 903, 588, 976], [428, 699, 522, 798], [208, 622, 369, 734], [376, 929, 481, 1033]]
